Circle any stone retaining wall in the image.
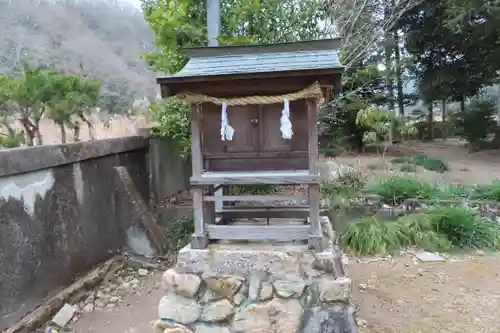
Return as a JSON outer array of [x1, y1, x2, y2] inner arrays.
[[153, 236, 357, 333]]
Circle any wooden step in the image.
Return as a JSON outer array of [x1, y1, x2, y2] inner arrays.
[[204, 195, 308, 202], [206, 225, 310, 241], [190, 170, 320, 185]]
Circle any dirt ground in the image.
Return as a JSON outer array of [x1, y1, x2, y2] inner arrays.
[[351, 252, 500, 333], [60, 141, 500, 332], [334, 139, 500, 185], [69, 269, 165, 333], [67, 252, 500, 333]]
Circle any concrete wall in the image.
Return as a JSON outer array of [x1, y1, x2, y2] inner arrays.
[[0, 135, 190, 330], [149, 137, 192, 225]]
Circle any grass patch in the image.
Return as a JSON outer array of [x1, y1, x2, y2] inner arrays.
[[321, 168, 366, 208], [165, 215, 194, 253], [339, 216, 407, 255], [363, 175, 500, 204], [390, 156, 413, 164], [364, 174, 440, 204], [470, 180, 500, 201], [400, 163, 416, 172], [340, 205, 500, 255], [414, 155, 450, 173], [390, 154, 450, 173]]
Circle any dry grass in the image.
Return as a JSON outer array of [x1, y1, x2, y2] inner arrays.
[[9, 111, 151, 145]]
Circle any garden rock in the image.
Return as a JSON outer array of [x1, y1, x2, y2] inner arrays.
[[163, 269, 202, 298], [194, 324, 231, 333], [259, 283, 273, 301], [302, 307, 356, 333], [158, 293, 201, 324], [273, 280, 306, 298], [203, 276, 243, 298], [201, 299, 235, 322], [232, 298, 303, 333], [319, 277, 351, 302]]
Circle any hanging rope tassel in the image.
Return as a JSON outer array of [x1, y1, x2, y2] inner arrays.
[[220, 103, 235, 141], [280, 98, 293, 139]]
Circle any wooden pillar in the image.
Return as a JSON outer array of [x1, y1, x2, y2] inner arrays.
[[306, 98, 322, 251], [191, 104, 203, 176], [190, 104, 208, 248]]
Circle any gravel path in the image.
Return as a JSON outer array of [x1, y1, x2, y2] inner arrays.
[[68, 269, 164, 333]]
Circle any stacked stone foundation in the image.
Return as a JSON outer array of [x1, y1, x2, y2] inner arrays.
[[154, 235, 357, 333]]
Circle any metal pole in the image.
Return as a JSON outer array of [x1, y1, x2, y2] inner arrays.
[[207, 0, 220, 46]]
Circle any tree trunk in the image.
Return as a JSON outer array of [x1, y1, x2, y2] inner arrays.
[[384, 3, 395, 147], [73, 124, 81, 142], [427, 103, 434, 140], [394, 30, 405, 117], [34, 118, 43, 145], [59, 123, 67, 144], [460, 95, 466, 113], [20, 119, 34, 146], [80, 114, 94, 140], [441, 100, 447, 139]]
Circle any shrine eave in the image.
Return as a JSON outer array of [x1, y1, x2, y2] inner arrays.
[[156, 38, 344, 85]]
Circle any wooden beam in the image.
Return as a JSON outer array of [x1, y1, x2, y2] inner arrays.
[[206, 225, 309, 241], [308, 184, 323, 251], [191, 174, 320, 185], [217, 207, 310, 219], [204, 195, 307, 202], [204, 151, 308, 159], [306, 98, 319, 174], [191, 186, 208, 249], [190, 104, 203, 177], [114, 166, 167, 252]]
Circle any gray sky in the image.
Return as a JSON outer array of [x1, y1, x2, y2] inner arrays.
[[126, 0, 140, 8]]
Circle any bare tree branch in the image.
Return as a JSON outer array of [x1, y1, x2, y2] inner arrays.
[[323, 0, 423, 69]]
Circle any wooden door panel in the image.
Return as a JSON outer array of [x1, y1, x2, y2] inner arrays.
[[290, 100, 309, 152], [259, 103, 292, 152], [226, 105, 259, 153], [201, 104, 225, 154]]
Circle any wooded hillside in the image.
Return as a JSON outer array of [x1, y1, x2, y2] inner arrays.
[[0, 0, 157, 107]]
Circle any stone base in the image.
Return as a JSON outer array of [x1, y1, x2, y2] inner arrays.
[[154, 218, 357, 333]]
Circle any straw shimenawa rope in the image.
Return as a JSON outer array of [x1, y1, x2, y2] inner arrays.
[[179, 81, 327, 106]]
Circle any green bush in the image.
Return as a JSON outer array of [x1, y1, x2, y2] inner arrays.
[[390, 155, 449, 173], [413, 155, 449, 173], [439, 183, 472, 200], [230, 185, 277, 195], [165, 216, 194, 253], [391, 156, 412, 164], [0, 131, 24, 148], [364, 174, 439, 204], [455, 99, 498, 148], [365, 175, 500, 203], [320, 139, 345, 157], [398, 213, 453, 251], [318, 95, 371, 153], [321, 168, 366, 208], [339, 216, 407, 255], [415, 120, 455, 140], [340, 205, 500, 255], [470, 181, 500, 201], [149, 97, 191, 158]]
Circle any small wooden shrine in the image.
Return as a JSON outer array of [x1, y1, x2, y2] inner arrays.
[[157, 39, 343, 250]]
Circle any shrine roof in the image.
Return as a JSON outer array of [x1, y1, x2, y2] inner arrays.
[[156, 38, 343, 84]]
